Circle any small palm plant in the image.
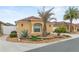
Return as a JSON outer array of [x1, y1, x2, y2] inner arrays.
[[20, 30, 28, 39]]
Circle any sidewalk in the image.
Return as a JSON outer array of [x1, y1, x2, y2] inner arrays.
[[0, 34, 79, 52]]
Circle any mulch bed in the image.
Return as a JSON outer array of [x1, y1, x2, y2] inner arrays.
[[7, 35, 71, 44]]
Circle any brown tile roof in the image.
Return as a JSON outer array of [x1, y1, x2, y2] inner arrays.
[[27, 16, 40, 19], [18, 16, 40, 21], [52, 21, 77, 27], [0, 21, 14, 26]]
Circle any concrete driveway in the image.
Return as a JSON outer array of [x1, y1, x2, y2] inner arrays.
[[0, 35, 63, 52], [0, 35, 47, 52], [0, 34, 79, 52], [0, 38, 48, 52]]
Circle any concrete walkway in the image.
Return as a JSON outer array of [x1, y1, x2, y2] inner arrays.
[[0, 34, 79, 52]]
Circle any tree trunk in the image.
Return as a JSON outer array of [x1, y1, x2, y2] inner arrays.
[[57, 33, 60, 36], [42, 21, 47, 37], [70, 19, 73, 32]]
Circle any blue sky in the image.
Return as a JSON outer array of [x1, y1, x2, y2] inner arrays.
[[0, 6, 79, 24]]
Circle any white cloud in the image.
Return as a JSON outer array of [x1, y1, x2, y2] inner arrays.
[[0, 6, 79, 24]]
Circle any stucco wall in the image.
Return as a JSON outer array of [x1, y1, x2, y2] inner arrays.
[[16, 19, 54, 36], [2, 25, 16, 34], [16, 21, 31, 34], [46, 23, 53, 33], [30, 19, 43, 35]]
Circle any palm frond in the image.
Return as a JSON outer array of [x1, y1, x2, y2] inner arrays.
[[64, 7, 79, 21], [38, 7, 54, 21]]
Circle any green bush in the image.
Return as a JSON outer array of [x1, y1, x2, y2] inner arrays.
[[20, 30, 28, 38], [46, 32, 50, 35], [54, 27, 67, 33], [54, 27, 67, 36], [31, 36, 41, 41], [10, 31, 17, 37]]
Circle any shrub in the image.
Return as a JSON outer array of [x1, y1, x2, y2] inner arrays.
[[54, 27, 67, 36], [20, 30, 28, 38], [10, 31, 17, 38], [46, 32, 50, 35], [30, 36, 41, 41]]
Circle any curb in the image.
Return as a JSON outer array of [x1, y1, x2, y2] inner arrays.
[[26, 36, 79, 51]]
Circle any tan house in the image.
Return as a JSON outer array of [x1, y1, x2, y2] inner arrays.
[[76, 24, 79, 32], [16, 16, 79, 36], [16, 16, 54, 36], [52, 21, 78, 32]]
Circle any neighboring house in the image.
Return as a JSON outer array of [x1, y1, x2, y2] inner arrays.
[[0, 21, 16, 35], [0, 21, 5, 35], [2, 25, 16, 35], [52, 21, 78, 32], [76, 24, 79, 31], [16, 16, 54, 36]]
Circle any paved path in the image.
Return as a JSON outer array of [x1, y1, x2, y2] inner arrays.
[[0, 35, 56, 52], [0, 35, 8, 40], [0, 37, 47, 52], [27, 37, 79, 52]]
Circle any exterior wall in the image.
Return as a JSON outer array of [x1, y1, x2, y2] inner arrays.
[[1, 25, 16, 34], [16, 19, 78, 36], [66, 25, 77, 32], [46, 23, 53, 33], [66, 25, 70, 32], [0, 23, 3, 35], [52, 27, 57, 32], [73, 25, 77, 32], [16, 21, 31, 34], [16, 19, 54, 36], [77, 27, 79, 31], [30, 19, 43, 36]]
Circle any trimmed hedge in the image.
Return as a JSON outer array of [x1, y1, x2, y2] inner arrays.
[[10, 31, 17, 37]]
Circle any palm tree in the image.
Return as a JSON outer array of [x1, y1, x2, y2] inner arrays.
[[38, 7, 54, 36], [64, 7, 79, 32]]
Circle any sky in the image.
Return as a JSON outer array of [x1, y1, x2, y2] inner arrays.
[[0, 6, 79, 24]]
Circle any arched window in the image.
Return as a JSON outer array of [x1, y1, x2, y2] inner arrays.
[[33, 23, 42, 32]]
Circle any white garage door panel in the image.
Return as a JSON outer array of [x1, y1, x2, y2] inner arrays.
[[2, 26, 16, 34]]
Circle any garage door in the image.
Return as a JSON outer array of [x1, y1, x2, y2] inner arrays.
[[2, 25, 16, 35]]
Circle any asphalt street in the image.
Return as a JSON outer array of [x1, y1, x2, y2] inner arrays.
[[27, 37, 79, 52]]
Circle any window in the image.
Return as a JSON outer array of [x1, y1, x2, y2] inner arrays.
[[21, 24, 23, 27], [49, 25, 51, 27], [77, 29, 79, 31], [33, 24, 42, 32]]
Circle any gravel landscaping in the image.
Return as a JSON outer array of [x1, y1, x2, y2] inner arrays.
[[7, 34, 71, 44], [0, 34, 79, 52]]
